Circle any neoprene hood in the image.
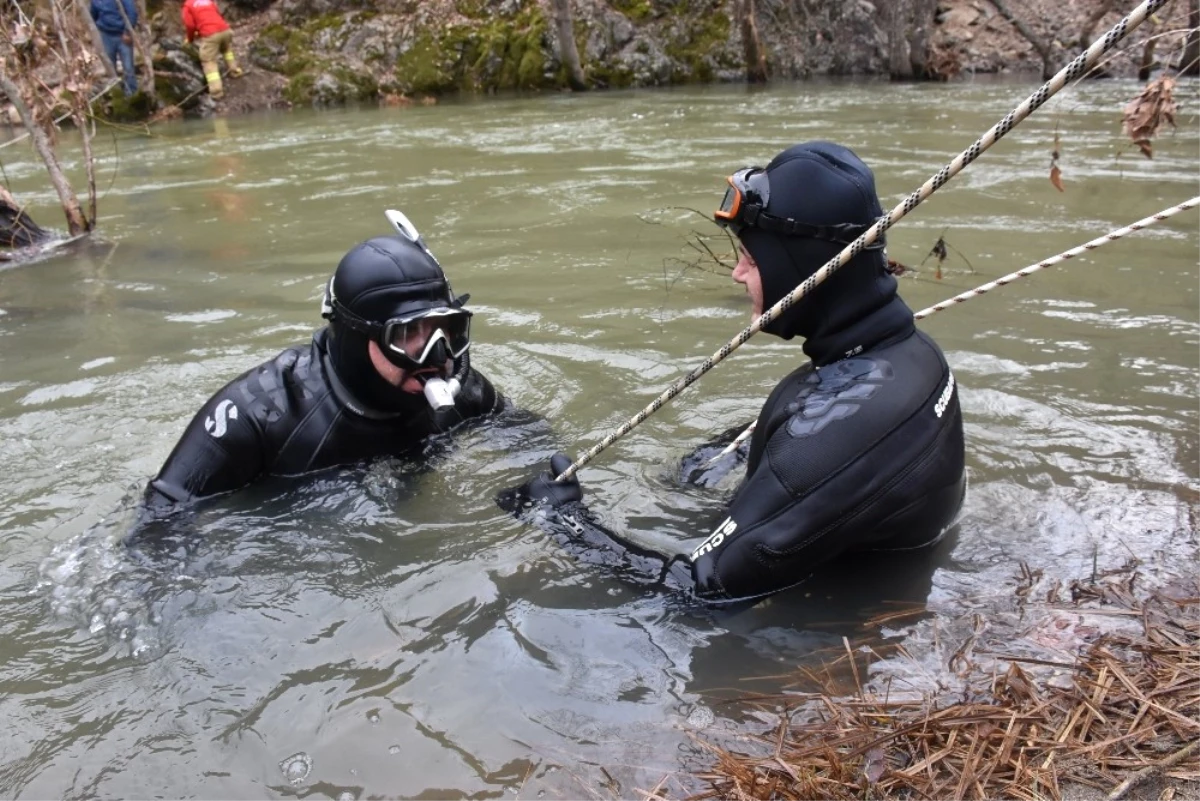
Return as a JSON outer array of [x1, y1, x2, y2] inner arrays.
[[322, 235, 460, 413], [737, 141, 912, 363]]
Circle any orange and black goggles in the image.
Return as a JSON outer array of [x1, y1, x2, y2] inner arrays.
[[714, 167, 884, 249]]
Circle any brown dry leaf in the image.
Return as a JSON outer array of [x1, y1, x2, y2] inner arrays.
[[1049, 164, 1065, 192], [1121, 75, 1178, 160]]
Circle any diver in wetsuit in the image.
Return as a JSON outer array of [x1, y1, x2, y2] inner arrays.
[[505, 141, 966, 605], [141, 211, 502, 516]]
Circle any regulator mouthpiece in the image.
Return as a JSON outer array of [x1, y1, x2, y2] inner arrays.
[[423, 376, 461, 410]]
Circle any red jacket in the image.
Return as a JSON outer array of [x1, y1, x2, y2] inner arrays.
[[182, 0, 230, 41]]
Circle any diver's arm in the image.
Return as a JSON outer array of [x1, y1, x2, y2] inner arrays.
[[498, 454, 698, 593], [504, 415, 894, 605], [141, 390, 267, 514]]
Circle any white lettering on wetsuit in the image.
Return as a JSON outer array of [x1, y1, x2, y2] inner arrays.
[[204, 399, 239, 438], [934, 371, 956, 418], [691, 516, 738, 561]]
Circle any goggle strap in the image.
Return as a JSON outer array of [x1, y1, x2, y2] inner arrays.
[[749, 209, 886, 249], [329, 301, 384, 336]]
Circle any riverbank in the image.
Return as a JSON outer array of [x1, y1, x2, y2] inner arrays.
[[110, 0, 1200, 118], [684, 561, 1200, 801]]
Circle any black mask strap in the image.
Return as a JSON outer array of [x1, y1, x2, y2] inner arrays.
[[743, 207, 886, 250]]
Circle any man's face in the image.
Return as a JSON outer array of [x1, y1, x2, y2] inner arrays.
[[731, 246, 764, 319], [367, 317, 452, 394]]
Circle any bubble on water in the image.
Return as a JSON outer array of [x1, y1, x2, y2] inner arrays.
[[388, 745, 400, 755], [685, 705, 714, 729], [337, 793, 355, 801], [367, 711, 380, 724], [279, 752, 312, 785], [36, 510, 163, 658]]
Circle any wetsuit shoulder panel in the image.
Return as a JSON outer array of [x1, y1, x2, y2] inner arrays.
[[690, 329, 964, 602]]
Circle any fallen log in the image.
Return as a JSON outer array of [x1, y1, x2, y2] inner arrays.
[[0, 185, 51, 249]]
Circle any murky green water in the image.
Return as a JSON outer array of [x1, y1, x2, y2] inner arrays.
[[1, 80, 1196, 798]]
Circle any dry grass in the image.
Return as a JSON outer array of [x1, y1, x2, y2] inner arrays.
[[675, 573, 1198, 801]]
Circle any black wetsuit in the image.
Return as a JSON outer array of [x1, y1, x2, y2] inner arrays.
[[685, 321, 964, 601], [509, 141, 966, 605], [144, 328, 502, 512], [519, 295, 965, 605]]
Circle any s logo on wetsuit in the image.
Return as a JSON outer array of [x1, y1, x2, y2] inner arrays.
[[204, 399, 239, 438]]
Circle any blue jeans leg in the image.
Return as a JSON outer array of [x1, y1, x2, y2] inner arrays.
[[102, 32, 137, 96]]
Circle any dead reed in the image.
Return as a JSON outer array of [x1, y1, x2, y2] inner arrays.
[[679, 572, 1198, 801]]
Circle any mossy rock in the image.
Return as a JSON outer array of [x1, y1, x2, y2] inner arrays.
[[97, 89, 157, 122], [395, 6, 550, 95], [283, 72, 317, 105], [254, 23, 315, 76], [585, 62, 636, 89], [394, 30, 458, 95], [664, 7, 731, 82], [152, 74, 189, 107], [610, 0, 654, 23], [331, 67, 379, 102], [285, 67, 379, 106], [453, 0, 489, 20]]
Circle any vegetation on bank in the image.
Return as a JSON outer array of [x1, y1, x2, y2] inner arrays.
[[678, 565, 1199, 801]]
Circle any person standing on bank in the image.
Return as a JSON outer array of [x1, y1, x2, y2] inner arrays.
[[140, 211, 502, 518], [182, 0, 243, 100], [90, 0, 139, 97], [505, 141, 966, 605]]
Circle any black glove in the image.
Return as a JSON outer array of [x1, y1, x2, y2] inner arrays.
[[497, 452, 583, 514]]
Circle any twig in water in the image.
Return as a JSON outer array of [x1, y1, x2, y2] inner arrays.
[[1106, 739, 1200, 800]]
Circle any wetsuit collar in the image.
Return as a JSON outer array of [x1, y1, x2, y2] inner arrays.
[[802, 293, 915, 366], [320, 349, 405, 420]]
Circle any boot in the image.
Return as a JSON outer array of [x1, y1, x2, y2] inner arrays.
[[225, 51, 244, 79], [203, 62, 224, 99]]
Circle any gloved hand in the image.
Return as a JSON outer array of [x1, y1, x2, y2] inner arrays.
[[496, 452, 583, 514]]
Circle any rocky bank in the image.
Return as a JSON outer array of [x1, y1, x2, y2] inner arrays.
[[131, 0, 1195, 118]]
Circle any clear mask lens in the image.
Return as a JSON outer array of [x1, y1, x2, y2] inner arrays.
[[718, 186, 738, 215], [384, 309, 471, 365]]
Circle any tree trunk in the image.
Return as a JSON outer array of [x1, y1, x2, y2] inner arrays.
[[1179, 0, 1199, 75], [76, 0, 118, 80], [550, 0, 587, 90], [887, 0, 914, 79], [0, 185, 51, 249], [990, 0, 1056, 79], [737, 0, 768, 83], [1075, 0, 1117, 77], [1138, 35, 1159, 80], [0, 72, 91, 236], [1078, 0, 1117, 49], [907, 0, 937, 79]]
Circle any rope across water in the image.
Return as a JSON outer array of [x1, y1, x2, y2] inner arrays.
[[554, 0, 1171, 482]]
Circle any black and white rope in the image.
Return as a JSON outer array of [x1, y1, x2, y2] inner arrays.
[[555, 0, 1169, 482], [705, 196, 1200, 464]]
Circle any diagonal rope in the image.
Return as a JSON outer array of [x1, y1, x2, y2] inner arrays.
[[703, 196, 1200, 465], [554, 0, 1171, 482]]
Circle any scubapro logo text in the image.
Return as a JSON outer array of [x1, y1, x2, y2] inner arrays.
[[691, 516, 737, 561], [934, 371, 956, 418], [205, 399, 239, 438]]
